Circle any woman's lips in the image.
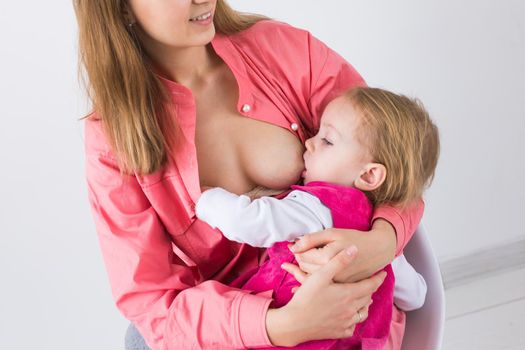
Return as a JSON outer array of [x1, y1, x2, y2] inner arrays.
[[189, 11, 213, 25]]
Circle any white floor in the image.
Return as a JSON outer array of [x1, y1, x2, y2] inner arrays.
[[442, 267, 525, 349]]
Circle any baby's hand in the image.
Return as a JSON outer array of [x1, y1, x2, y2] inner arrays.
[[244, 186, 283, 201]]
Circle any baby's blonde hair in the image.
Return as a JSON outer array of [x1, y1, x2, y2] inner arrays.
[[345, 87, 440, 208]]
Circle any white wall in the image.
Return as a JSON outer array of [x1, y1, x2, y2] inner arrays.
[[0, 1, 127, 349], [0, 1, 523, 349]]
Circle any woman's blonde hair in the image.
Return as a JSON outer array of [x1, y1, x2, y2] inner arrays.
[[73, 0, 267, 175], [346, 87, 440, 208]]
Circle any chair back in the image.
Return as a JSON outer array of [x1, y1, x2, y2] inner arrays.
[[401, 226, 446, 350]]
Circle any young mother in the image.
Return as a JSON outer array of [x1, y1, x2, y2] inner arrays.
[[75, 0, 423, 349]]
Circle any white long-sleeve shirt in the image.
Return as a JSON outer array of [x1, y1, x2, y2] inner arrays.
[[196, 187, 427, 311]]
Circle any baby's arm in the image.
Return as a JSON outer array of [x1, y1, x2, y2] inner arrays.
[[391, 254, 427, 311], [196, 188, 332, 247]]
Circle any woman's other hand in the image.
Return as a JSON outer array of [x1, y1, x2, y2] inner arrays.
[[289, 219, 396, 283], [265, 246, 385, 347]]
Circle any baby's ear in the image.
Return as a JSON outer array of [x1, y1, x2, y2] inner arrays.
[[354, 163, 387, 192]]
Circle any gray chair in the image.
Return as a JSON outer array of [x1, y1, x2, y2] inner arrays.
[[125, 323, 150, 350], [401, 225, 446, 350]]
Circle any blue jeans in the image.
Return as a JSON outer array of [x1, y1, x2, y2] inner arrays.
[[125, 323, 151, 350]]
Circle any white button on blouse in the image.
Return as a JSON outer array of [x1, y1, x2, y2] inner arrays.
[[241, 104, 251, 113], [290, 123, 299, 131]]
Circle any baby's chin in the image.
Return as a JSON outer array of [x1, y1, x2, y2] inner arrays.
[[301, 170, 311, 184], [302, 176, 315, 185], [302, 171, 332, 185], [302, 170, 326, 185]]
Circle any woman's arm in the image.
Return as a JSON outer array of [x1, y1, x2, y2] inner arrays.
[[86, 137, 385, 348], [87, 120, 383, 348], [85, 121, 273, 350], [289, 202, 425, 283], [373, 199, 425, 256]]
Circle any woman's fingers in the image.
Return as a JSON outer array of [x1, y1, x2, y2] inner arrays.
[[347, 271, 387, 298], [344, 325, 356, 338], [281, 263, 308, 284], [295, 241, 341, 265], [353, 294, 373, 309], [342, 301, 371, 338], [295, 260, 321, 274], [289, 230, 339, 253], [351, 305, 369, 325], [316, 245, 358, 282], [346, 296, 372, 328]]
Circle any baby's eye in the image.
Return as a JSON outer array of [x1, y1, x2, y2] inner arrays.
[[321, 138, 333, 146]]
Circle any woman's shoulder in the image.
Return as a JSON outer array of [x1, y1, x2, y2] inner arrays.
[[240, 19, 309, 38], [228, 19, 313, 56], [225, 20, 335, 85]]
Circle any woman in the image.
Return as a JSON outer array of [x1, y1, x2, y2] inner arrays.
[[74, 0, 423, 349]]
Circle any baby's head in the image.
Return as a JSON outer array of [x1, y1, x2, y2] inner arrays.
[[303, 87, 439, 207]]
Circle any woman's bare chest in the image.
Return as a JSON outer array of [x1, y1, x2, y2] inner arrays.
[[193, 72, 304, 194]]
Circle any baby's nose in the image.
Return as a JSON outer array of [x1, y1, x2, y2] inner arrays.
[[305, 137, 314, 151]]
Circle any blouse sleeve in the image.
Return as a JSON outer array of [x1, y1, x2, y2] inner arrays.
[[84, 120, 272, 350], [373, 199, 425, 256], [305, 32, 424, 256], [306, 31, 366, 131]]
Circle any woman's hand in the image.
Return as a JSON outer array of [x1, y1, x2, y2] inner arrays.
[[265, 247, 386, 347], [289, 219, 397, 283]]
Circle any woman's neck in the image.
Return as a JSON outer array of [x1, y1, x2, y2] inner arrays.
[[144, 41, 220, 87]]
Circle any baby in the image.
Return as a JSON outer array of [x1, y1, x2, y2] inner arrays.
[[196, 87, 439, 349]]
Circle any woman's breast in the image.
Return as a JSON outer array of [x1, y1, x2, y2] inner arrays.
[[238, 117, 305, 190], [197, 114, 305, 194]]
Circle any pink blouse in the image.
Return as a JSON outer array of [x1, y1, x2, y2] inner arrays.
[[85, 20, 424, 349]]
